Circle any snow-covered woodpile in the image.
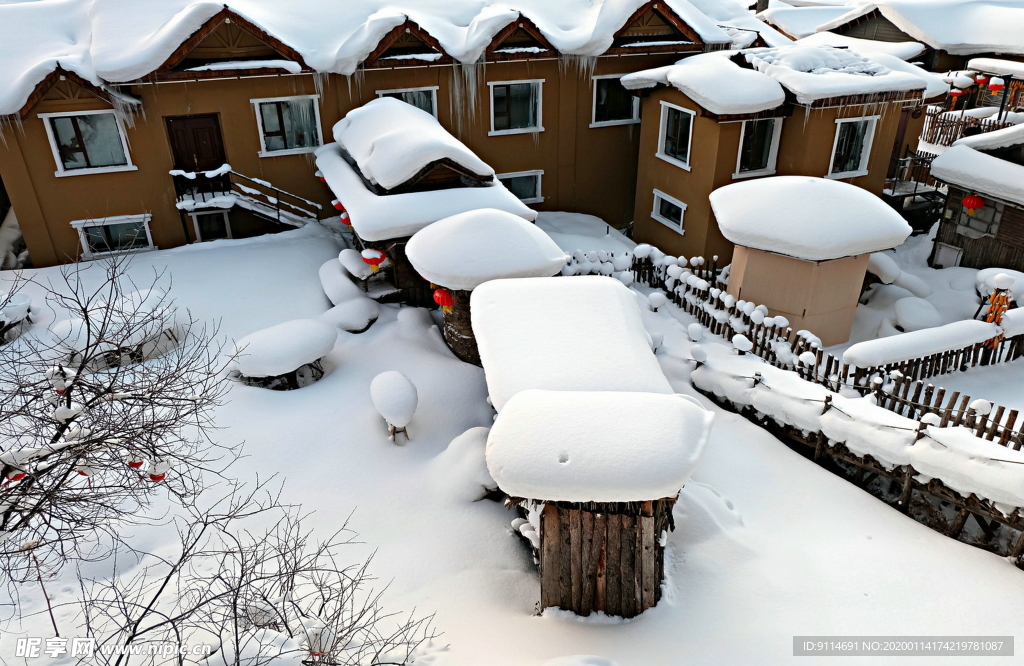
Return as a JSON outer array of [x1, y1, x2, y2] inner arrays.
[[472, 276, 714, 618], [230, 319, 337, 390], [406, 208, 567, 364]]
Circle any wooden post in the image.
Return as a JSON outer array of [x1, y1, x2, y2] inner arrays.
[[540, 504, 561, 610]]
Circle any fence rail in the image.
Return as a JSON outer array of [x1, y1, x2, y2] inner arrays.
[[920, 107, 1015, 148]]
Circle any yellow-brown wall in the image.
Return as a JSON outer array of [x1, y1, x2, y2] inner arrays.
[[1, 53, 681, 267], [631, 86, 911, 263]]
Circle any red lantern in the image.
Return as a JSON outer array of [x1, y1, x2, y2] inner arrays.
[[6, 470, 25, 482], [332, 200, 346, 212], [339, 211, 351, 226], [149, 472, 166, 482], [962, 194, 985, 216], [949, 88, 963, 98], [989, 78, 1005, 93], [361, 249, 386, 273], [975, 73, 989, 85], [127, 459, 145, 469], [315, 170, 326, 183], [433, 288, 455, 314]]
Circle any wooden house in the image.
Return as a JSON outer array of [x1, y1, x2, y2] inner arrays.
[[622, 45, 943, 263]]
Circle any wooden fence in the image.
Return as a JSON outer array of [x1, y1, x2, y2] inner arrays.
[[920, 107, 1015, 148]]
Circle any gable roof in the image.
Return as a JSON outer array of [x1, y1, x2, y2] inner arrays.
[[363, 18, 453, 68], [485, 16, 556, 60], [9, 66, 128, 120]]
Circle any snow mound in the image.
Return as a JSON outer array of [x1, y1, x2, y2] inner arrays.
[[319, 298, 379, 333], [709, 176, 911, 261], [406, 208, 567, 291], [233, 319, 337, 378], [892, 271, 932, 298], [1, 293, 31, 324], [338, 248, 373, 280], [370, 370, 418, 428], [319, 259, 365, 305], [931, 144, 1024, 207], [977, 268, 1024, 299], [867, 252, 901, 284], [487, 390, 714, 503], [334, 97, 493, 190], [431, 427, 497, 502], [844, 319, 998, 367], [796, 31, 925, 60], [893, 297, 941, 332]]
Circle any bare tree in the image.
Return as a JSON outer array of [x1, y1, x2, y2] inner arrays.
[[0, 255, 234, 580], [76, 485, 437, 666]]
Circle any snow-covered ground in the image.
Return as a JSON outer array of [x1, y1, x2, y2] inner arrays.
[[4, 222, 1024, 666]]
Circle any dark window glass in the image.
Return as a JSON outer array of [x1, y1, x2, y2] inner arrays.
[[595, 78, 636, 123], [492, 82, 539, 131], [831, 120, 870, 175], [499, 174, 540, 201], [259, 98, 319, 152], [656, 196, 683, 228], [662, 107, 692, 164], [383, 90, 435, 115], [738, 119, 776, 173], [84, 221, 149, 254], [195, 213, 230, 241], [49, 113, 128, 170]]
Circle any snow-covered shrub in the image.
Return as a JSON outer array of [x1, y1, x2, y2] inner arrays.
[[231, 319, 337, 390], [370, 371, 418, 442]]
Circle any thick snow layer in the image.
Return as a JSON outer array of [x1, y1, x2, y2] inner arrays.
[[486, 390, 714, 502], [621, 52, 786, 115], [319, 258, 366, 306], [471, 277, 673, 411], [796, 31, 925, 60], [320, 298, 380, 332], [843, 319, 998, 367], [931, 144, 1024, 207], [969, 57, 1024, 80], [233, 319, 338, 377], [688, 0, 794, 47], [316, 143, 535, 242], [977, 267, 1024, 299], [999, 308, 1024, 337], [743, 45, 926, 103], [867, 252, 901, 284], [758, 6, 854, 38], [893, 297, 941, 331], [709, 176, 912, 261], [370, 370, 418, 427], [535, 211, 635, 255], [406, 209, 567, 291], [866, 52, 950, 99], [816, 0, 1024, 56], [334, 98, 493, 191], [954, 121, 1024, 151]]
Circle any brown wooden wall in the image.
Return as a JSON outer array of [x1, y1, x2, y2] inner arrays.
[[936, 187, 1024, 272]]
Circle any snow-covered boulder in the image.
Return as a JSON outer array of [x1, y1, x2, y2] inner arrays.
[[232, 319, 337, 390], [894, 297, 941, 332], [319, 259, 364, 306], [319, 298, 380, 333], [406, 208, 567, 291], [370, 371, 418, 440]]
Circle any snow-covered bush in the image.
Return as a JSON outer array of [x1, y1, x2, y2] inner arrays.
[[370, 371, 418, 442], [232, 319, 337, 390]]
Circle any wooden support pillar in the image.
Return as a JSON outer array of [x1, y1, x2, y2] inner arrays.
[[440, 288, 480, 365]]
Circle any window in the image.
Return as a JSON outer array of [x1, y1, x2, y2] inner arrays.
[[497, 170, 544, 204], [39, 110, 136, 177], [591, 75, 640, 127], [191, 211, 232, 242], [734, 118, 783, 178], [651, 189, 686, 233], [953, 198, 1003, 237], [252, 95, 323, 157], [489, 80, 543, 135], [71, 214, 154, 258], [376, 87, 438, 117], [656, 102, 694, 170], [828, 116, 878, 178]]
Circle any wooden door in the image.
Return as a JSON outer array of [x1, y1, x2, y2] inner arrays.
[[165, 115, 226, 171]]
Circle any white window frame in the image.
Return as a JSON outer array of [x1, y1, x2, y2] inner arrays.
[[70, 214, 155, 259], [38, 109, 138, 178], [487, 79, 545, 136], [826, 115, 879, 180], [590, 74, 641, 128], [496, 170, 545, 204], [190, 210, 233, 242], [375, 86, 439, 118], [251, 94, 324, 158], [656, 101, 695, 172], [732, 117, 784, 179], [651, 189, 686, 235]]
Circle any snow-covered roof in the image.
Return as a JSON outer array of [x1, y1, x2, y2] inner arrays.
[[688, 0, 794, 48], [815, 0, 1024, 56], [968, 57, 1024, 79], [334, 97, 493, 191], [486, 390, 714, 502], [621, 52, 786, 115], [471, 276, 674, 411], [709, 176, 912, 261], [315, 143, 536, 242], [406, 209, 567, 291], [0, 0, 742, 116], [953, 121, 1024, 150], [232, 319, 338, 377], [758, 6, 855, 39], [796, 31, 926, 60], [930, 143, 1024, 206]]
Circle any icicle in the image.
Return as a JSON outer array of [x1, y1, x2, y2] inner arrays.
[[449, 60, 484, 137], [558, 54, 597, 81]]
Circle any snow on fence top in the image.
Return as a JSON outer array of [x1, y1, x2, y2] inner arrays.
[[621, 52, 786, 115], [406, 208, 567, 291], [795, 32, 925, 61], [953, 122, 1024, 151], [333, 98, 493, 191], [968, 57, 1024, 80], [314, 143, 535, 242], [709, 176, 912, 261], [843, 319, 999, 368], [471, 276, 673, 411], [232, 319, 337, 378], [0, 0, 746, 116], [930, 144, 1024, 207], [486, 390, 714, 502], [815, 0, 1024, 56]]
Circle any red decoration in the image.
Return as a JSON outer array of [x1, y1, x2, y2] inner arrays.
[[149, 472, 166, 482], [433, 288, 455, 314], [6, 470, 25, 482], [949, 88, 963, 98], [962, 194, 985, 215], [361, 249, 387, 273], [315, 170, 326, 183], [77, 468, 90, 477], [127, 460, 145, 469], [332, 200, 346, 211], [975, 74, 989, 84], [339, 211, 351, 226], [989, 79, 1005, 92]]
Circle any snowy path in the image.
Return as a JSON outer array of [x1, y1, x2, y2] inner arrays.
[[4, 227, 1024, 666]]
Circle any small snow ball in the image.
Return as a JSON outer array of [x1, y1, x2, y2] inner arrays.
[[750, 310, 765, 325], [774, 316, 790, 328], [649, 331, 664, 352], [615, 271, 634, 286], [993, 273, 1016, 290], [320, 298, 380, 333], [232, 319, 337, 390], [798, 351, 817, 366], [893, 297, 941, 332], [633, 244, 652, 259], [690, 345, 708, 364], [920, 412, 942, 426], [370, 371, 418, 441], [687, 323, 704, 342], [970, 399, 992, 416], [732, 334, 753, 354], [647, 291, 668, 311]]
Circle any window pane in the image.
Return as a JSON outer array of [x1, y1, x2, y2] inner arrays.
[[595, 78, 635, 123], [500, 174, 539, 200], [385, 90, 435, 115], [284, 98, 318, 149], [739, 119, 775, 173], [84, 226, 111, 253], [260, 102, 281, 133], [657, 196, 683, 227], [50, 117, 89, 170], [831, 120, 869, 174], [196, 213, 229, 241], [663, 107, 691, 164], [76, 113, 127, 167], [509, 83, 538, 130], [493, 85, 509, 131], [106, 221, 148, 250]]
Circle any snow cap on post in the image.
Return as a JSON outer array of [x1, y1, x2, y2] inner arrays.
[[370, 371, 418, 428]]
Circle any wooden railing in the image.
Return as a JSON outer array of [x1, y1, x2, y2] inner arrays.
[[171, 167, 322, 227], [920, 107, 1015, 148]]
